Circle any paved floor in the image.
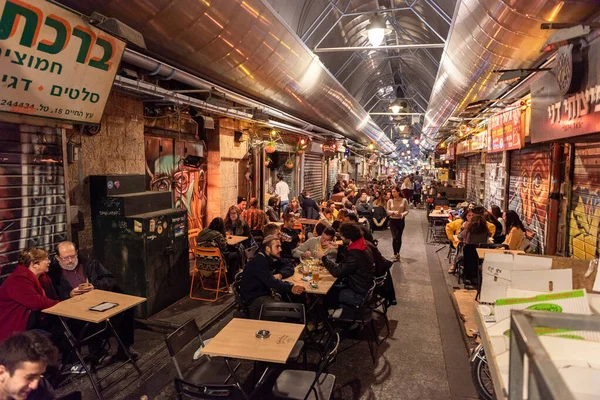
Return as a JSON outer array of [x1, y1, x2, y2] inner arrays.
[[328, 208, 478, 400], [56, 209, 478, 399]]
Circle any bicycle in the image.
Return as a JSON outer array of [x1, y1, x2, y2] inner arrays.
[[469, 331, 494, 400]]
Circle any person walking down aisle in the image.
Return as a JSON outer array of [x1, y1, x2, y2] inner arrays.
[[275, 174, 290, 211], [387, 187, 409, 261]]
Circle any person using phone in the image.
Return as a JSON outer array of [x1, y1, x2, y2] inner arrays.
[[44, 242, 138, 365]]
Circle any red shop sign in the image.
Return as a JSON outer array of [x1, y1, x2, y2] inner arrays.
[[487, 108, 523, 153]]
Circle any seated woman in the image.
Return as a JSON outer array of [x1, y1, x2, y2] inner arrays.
[[503, 210, 528, 250], [265, 196, 280, 222], [197, 217, 241, 282], [372, 193, 388, 230], [283, 197, 301, 217], [225, 205, 251, 237], [332, 209, 349, 232], [0, 248, 60, 343], [457, 215, 490, 284], [485, 211, 505, 244]]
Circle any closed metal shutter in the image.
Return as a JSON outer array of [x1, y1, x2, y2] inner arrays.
[[0, 123, 68, 271], [484, 151, 506, 210], [456, 157, 467, 187], [466, 155, 484, 203], [508, 145, 550, 254], [303, 152, 324, 203], [569, 143, 600, 260]]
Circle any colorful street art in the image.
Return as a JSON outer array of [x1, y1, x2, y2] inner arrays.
[[508, 148, 550, 254], [569, 143, 600, 260], [145, 138, 207, 231], [0, 124, 67, 270]]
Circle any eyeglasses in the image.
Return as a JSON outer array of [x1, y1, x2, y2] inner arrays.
[[60, 254, 77, 261]]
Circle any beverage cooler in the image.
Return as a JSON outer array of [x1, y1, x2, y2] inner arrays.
[[90, 174, 189, 318]]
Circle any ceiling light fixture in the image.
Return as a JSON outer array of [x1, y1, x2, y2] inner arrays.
[[366, 14, 388, 47], [402, 138, 409, 145], [398, 124, 406, 131], [414, 138, 420, 145]]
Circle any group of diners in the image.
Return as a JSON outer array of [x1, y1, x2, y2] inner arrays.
[[0, 241, 139, 397], [445, 203, 529, 284]]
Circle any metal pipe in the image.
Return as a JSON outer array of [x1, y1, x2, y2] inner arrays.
[[312, 0, 352, 50], [314, 43, 445, 52], [301, 2, 334, 42], [410, 8, 446, 43], [121, 49, 349, 139], [423, 0, 452, 25], [370, 112, 423, 115], [342, 6, 412, 17]]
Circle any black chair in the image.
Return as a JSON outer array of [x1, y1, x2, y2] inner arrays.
[[369, 273, 391, 345], [165, 319, 240, 395], [259, 302, 307, 367], [231, 271, 250, 318], [272, 333, 339, 400], [476, 243, 509, 249], [174, 379, 246, 400], [329, 281, 378, 362], [250, 229, 264, 246], [462, 244, 480, 285]]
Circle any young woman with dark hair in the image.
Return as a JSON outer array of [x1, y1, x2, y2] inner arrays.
[[484, 211, 505, 243], [490, 205, 505, 236], [458, 215, 490, 245], [386, 186, 409, 260], [197, 217, 241, 282], [224, 206, 250, 237], [503, 210, 527, 250]]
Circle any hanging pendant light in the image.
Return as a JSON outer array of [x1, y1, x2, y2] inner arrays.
[[366, 14, 389, 47]]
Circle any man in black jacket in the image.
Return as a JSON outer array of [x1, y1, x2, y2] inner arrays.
[[300, 190, 320, 220], [47, 241, 137, 364], [316, 223, 374, 307], [240, 235, 305, 319]]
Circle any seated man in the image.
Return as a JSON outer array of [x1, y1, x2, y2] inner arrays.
[[316, 223, 374, 308], [280, 213, 302, 259], [345, 213, 375, 244], [263, 223, 294, 279], [46, 242, 137, 363], [293, 227, 338, 261], [0, 331, 60, 400], [241, 197, 268, 232], [240, 235, 305, 319]]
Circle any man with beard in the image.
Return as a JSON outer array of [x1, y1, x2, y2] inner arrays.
[[45, 242, 137, 364]]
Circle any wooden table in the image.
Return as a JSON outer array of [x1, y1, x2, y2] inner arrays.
[[284, 265, 336, 295], [201, 318, 304, 364], [476, 248, 525, 260], [43, 290, 146, 400], [43, 289, 146, 323], [298, 218, 320, 225], [226, 235, 247, 246], [429, 212, 450, 219]]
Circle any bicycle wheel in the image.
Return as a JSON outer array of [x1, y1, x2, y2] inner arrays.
[[471, 346, 494, 400]]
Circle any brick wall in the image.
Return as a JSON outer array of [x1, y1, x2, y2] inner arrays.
[[67, 92, 145, 255]]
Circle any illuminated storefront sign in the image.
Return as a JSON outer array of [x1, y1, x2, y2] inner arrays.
[[531, 39, 600, 142], [487, 108, 523, 153], [469, 131, 486, 152], [0, 0, 126, 123]]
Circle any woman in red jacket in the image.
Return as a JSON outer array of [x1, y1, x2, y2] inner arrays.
[[0, 248, 60, 343]]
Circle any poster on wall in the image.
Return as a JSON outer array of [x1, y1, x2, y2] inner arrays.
[[487, 108, 523, 153], [470, 131, 486, 152], [0, 0, 126, 124], [530, 40, 600, 143]]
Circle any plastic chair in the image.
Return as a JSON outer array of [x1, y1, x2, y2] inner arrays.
[[166, 319, 240, 398], [272, 333, 339, 400], [191, 247, 229, 302]]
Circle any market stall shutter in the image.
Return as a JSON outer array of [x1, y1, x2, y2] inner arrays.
[[508, 145, 550, 254], [484, 151, 506, 211], [456, 157, 467, 187], [569, 143, 600, 260], [0, 123, 68, 271], [466, 155, 484, 203], [303, 152, 324, 203]]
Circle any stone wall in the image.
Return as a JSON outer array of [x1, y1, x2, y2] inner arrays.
[[206, 118, 249, 222], [67, 92, 145, 255]]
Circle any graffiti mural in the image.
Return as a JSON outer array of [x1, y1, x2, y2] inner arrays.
[[484, 151, 506, 211], [508, 147, 550, 254], [569, 143, 600, 260], [145, 137, 207, 231], [0, 123, 67, 271]]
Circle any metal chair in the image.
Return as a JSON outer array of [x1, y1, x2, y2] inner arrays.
[[166, 319, 241, 399], [272, 333, 339, 400], [190, 247, 229, 302], [231, 271, 250, 318], [329, 281, 378, 362], [259, 302, 307, 367], [369, 273, 391, 345], [174, 379, 246, 400], [188, 228, 201, 259]]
